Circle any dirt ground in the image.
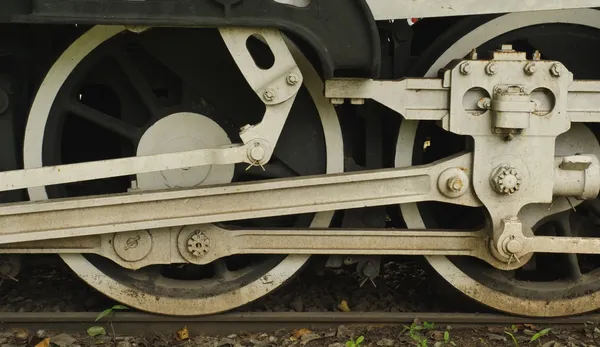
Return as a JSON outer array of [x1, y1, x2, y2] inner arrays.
[[0, 320, 597, 347], [0, 255, 478, 314]]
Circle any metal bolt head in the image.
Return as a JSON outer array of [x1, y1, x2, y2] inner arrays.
[[524, 63, 537, 75], [550, 64, 562, 77], [500, 44, 513, 51], [447, 176, 464, 192], [491, 165, 522, 195], [263, 88, 276, 101], [187, 231, 210, 258], [286, 74, 299, 85], [459, 62, 472, 75], [485, 63, 498, 75]]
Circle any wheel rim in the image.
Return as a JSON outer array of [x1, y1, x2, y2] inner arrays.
[[398, 9, 600, 317], [23, 25, 343, 315]]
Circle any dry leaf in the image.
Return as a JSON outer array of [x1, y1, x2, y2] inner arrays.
[[338, 300, 351, 312], [524, 324, 539, 330], [176, 326, 189, 340], [291, 328, 312, 340], [34, 338, 50, 347]]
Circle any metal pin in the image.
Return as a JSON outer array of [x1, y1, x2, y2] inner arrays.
[[359, 277, 377, 288], [245, 162, 266, 171]]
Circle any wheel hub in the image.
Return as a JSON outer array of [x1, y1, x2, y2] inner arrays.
[[136, 112, 234, 190]]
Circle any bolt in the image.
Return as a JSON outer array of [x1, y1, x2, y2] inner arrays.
[[501, 44, 513, 51], [550, 64, 562, 77], [491, 165, 522, 195], [459, 62, 472, 75], [187, 231, 210, 258], [447, 176, 464, 192], [330, 98, 345, 105], [506, 238, 523, 254], [263, 88, 276, 101], [477, 98, 491, 110], [0, 88, 8, 114], [350, 98, 365, 105], [485, 63, 498, 75], [250, 145, 265, 161], [524, 62, 537, 75], [286, 73, 299, 85]]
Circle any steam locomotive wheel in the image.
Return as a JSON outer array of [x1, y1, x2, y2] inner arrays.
[[399, 9, 600, 316], [23, 26, 343, 315]]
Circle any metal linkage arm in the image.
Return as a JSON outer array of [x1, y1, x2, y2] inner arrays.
[[326, 78, 600, 124], [219, 28, 303, 152], [0, 153, 479, 245], [0, 144, 253, 193]]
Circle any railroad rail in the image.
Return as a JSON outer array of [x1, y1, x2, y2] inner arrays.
[[1, 312, 600, 335]]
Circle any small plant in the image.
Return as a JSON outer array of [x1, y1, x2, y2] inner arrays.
[[87, 304, 129, 340], [503, 325, 551, 347], [504, 330, 519, 347], [401, 320, 435, 347], [345, 336, 364, 347], [443, 330, 457, 346], [529, 328, 551, 345], [95, 304, 129, 321]]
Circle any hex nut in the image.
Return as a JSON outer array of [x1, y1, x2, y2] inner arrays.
[[286, 74, 299, 85], [459, 62, 472, 75], [263, 88, 276, 101], [550, 64, 562, 77], [486, 63, 498, 75], [524, 63, 537, 75]]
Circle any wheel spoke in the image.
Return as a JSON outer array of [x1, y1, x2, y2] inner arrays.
[[68, 101, 142, 142], [554, 217, 583, 281], [113, 50, 160, 119]]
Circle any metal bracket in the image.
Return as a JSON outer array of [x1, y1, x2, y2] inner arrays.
[[325, 45, 600, 262]]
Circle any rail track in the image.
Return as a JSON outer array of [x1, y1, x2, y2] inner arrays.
[[1, 312, 600, 335]]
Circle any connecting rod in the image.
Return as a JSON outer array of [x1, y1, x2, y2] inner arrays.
[[0, 153, 479, 245]]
